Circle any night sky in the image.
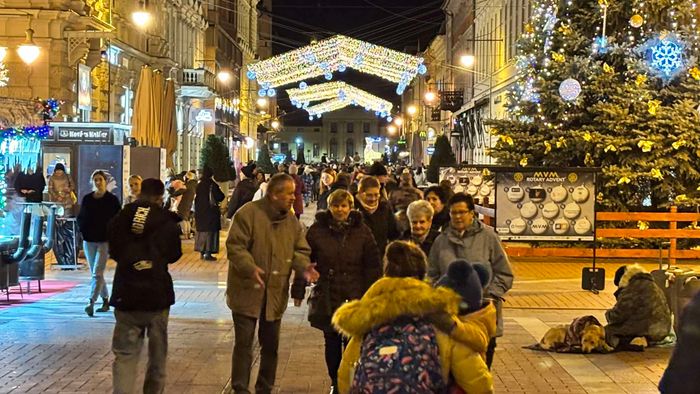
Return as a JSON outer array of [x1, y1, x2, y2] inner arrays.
[[265, 0, 444, 125]]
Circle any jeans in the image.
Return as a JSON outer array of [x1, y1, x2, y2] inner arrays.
[[84, 241, 109, 302], [112, 309, 170, 394], [231, 307, 281, 394], [324, 330, 347, 386]]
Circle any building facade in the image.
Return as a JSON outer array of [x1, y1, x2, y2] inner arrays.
[[440, 0, 531, 164], [273, 108, 388, 163], [0, 0, 210, 172]]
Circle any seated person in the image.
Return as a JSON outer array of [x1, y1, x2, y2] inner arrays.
[[605, 264, 671, 349]]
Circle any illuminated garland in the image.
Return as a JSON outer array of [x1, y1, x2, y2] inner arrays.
[[0, 125, 51, 140], [286, 81, 394, 118], [35, 98, 63, 121], [215, 97, 240, 115], [246, 35, 427, 95]]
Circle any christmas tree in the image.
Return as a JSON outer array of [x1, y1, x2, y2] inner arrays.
[[256, 144, 275, 174], [489, 0, 700, 211], [200, 135, 236, 182], [427, 134, 457, 183]]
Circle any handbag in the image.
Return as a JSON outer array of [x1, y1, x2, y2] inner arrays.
[[209, 184, 219, 208]]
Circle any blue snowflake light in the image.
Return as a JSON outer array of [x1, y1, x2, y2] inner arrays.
[[638, 32, 689, 82]]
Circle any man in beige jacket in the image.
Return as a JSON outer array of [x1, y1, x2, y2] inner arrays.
[[226, 173, 319, 394]]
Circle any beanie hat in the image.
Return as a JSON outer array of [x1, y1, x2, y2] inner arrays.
[[53, 163, 66, 173], [241, 163, 256, 179], [436, 260, 489, 314], [613, 265, 627, 287], [368, 161, 388, 176]]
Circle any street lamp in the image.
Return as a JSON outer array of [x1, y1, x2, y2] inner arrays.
[[256, 97, 269, 108], [460, 54, 475, 68], [132, 1, 152, 28], [393, 117, 403, 126], [17, 29, 40, 65], [387, 125, 397, 135], [271, 119, 280, 130], [407, 105, 418, 116], [424, 91, 437, 104], [217, 70, 232, 83]]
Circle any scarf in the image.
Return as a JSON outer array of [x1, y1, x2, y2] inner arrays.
[[358, 198, 379, 215]]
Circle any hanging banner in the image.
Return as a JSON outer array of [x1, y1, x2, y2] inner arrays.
[[495, 168, 596, 241], [78, 64, 92, 111]]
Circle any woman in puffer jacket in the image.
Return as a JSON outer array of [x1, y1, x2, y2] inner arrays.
[[306, 189, 382, 393], [332, 241, 495, 394]]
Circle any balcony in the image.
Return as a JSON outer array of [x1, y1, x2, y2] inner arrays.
[[180, 68, 217, 98]]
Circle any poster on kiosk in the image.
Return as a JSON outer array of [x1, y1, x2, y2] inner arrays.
[[495, 168, 596, 241]]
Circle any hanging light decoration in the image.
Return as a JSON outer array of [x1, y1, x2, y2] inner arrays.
[[286, 81, 393, 117], [245, 35, 425, 94]]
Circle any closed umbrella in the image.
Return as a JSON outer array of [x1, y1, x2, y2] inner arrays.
[[411, 132, 424, 168], [150, 70, 164, 147], [131, 66, 153, 146], [161, 78, 177, 168]]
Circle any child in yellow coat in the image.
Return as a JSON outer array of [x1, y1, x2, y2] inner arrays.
[[332, 241, 495, 394]]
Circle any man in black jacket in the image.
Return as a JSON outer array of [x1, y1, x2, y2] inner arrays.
[[108, 178, 182, 394], [226, 162, 258, 219]]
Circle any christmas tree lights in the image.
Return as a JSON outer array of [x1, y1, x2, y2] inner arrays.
[[287, 81, 393, 118], [246, 35, 426, 95]]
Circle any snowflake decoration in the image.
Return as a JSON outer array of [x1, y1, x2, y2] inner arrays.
[[637, 32, 690, 83]]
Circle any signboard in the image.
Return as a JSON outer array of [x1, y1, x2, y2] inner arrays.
[[55, 127, 112, 144], [78, 64, 92, 111], [77, 145, 124, 204], [440, 165, 495, 202], [495, 169, 596, 241]]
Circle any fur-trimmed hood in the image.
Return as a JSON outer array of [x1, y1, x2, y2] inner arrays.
[[332, 277, 461, 338], [313, 209, 363, 228], [619, 263, 648, 288]]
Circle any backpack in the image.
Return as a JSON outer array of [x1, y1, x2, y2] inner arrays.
[[351, 316, 445, 394]]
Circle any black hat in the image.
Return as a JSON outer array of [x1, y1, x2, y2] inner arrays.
[[53, 163, 66, 173], [614, 265, 627, 287], [368, 162, 388, 176], [241, 163, 257, 179], [436, 260, 490, 314]]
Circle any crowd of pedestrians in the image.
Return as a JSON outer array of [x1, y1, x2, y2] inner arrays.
[[11, 155, 699, 393]]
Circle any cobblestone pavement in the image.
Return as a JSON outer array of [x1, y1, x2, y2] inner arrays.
[[0, 205, 693, 393]]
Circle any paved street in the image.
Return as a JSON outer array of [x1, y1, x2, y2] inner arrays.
[[0, 207, 693, 393]]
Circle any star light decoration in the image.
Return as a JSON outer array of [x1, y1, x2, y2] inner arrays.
[[246, 35, 427, 96], [637, 32, 690, 83], [287, 81, 394, 119]]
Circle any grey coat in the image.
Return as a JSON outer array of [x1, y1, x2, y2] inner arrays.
[[428, 220, 514, 336]]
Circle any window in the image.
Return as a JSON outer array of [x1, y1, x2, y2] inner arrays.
[[347, 122, 354, 133], [363, 122, 370, 133], [346, 138, 355, 157], [330, 122, 338, 133], [313, 143, 320, 158]]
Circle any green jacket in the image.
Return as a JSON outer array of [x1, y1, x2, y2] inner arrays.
[[226, 198, 311, 321]]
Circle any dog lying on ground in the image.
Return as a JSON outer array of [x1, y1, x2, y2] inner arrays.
[[539, 315, 614, 353]]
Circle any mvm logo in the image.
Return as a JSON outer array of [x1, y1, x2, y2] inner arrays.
[[533, 171, 560, 178]]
